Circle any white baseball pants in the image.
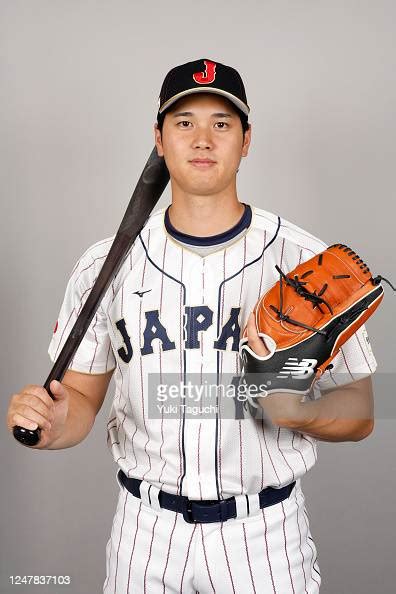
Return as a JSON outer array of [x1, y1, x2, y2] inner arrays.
[[103, 474, 321, 593]]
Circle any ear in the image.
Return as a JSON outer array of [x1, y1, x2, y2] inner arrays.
[[154, 123, 164, 157], [241, 124, 252, 157]]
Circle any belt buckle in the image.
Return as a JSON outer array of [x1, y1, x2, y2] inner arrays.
[[181, 498, 197, 524], [182, 498, 231, 524]]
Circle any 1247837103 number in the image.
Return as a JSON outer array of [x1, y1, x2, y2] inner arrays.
[[9, 575, 71, 585]]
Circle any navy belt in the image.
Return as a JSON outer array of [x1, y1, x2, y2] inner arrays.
[[118, 470, 295, 524]]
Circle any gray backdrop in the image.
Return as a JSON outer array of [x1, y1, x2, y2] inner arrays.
[[1, 1, 395, 593]]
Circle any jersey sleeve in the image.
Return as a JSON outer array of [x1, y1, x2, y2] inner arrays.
[[47, 247, 117, 375], [314, 324, 378, 392]]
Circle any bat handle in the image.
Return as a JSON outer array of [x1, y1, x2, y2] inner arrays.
[[13, 425, 41, 447], [13, 370, 60, 447]]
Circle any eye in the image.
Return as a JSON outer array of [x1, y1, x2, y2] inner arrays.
[[177, 120, 192, 128], [214, 121, 229, 129]]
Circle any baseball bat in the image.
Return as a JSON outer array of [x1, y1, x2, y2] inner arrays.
[[13, 147, 170, 447]]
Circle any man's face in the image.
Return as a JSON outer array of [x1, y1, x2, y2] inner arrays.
[[154, 93, 251, 197]]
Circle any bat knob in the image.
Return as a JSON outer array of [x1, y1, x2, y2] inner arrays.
[[13, 425, 41, 447]]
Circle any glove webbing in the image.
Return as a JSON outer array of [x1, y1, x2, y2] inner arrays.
[[269, 264, 395, 338], [270, 265, 333, 336]]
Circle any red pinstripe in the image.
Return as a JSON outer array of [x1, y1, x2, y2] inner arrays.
[[143, 515, 159, 594], [198, 422, 203, 500], [301, 509, 321, 588], [281, 500, 296, 594], [257, 230, 267, 298], [179, 524, 198, 593], [200, 524, 216, 593], [161, 513, 179, 593], [262, 421, 282, 485], [219, 524, 237, 594], [355, 331, 373, 372], [293, 489, 309, 594], [277, 428, 296, 481], [74, 254, 106, 284], [157, 238, 167, 489], [176, 249, 184, 495], [261, 509, 277, 593], [115, 362, 127, 464], [217, 248, 226, 495], [253, 419, 265, 490], [237, 238, 247, 493], [242, 522, 258, 594], [113, 490, 129, 593], [301, 435, 317, 462], [103, 495, 121, 592], [88, 313, 99, 372], [127, 500, 143, 592], [292, 434, 309, 473], [340, 347, 356, 381], [140, 230, 152, 481]]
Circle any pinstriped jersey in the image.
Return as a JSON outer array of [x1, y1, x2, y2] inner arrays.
[[48, 204, 377, 499]]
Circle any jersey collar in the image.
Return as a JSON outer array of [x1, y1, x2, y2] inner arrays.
[[164, 203, 252, 247]]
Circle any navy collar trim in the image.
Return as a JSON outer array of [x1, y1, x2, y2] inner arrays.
[[164, 203, 252, 246]]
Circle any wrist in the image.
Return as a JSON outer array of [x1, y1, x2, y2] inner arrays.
[[256, 391, 308, 428]]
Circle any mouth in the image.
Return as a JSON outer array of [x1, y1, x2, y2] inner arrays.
[[189, 159, 217, 169]]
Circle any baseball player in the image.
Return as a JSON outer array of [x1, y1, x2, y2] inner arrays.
[[7, 59, 378, 593]]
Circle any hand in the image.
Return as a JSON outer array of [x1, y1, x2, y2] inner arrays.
[[6, 381, 70, 448], [245, 312, 270, 356], [244, 311, 304, 427]]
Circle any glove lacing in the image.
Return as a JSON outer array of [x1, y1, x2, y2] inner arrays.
[[269, 265, 332, 336], [330, 244, 396, 290], [270, 262, 395, 339]]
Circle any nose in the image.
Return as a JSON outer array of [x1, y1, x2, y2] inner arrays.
[[192, 126, 213, 149]]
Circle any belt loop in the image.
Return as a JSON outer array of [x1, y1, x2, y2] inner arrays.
[[139, 480, 162, 512], [234, 494, 249, 519], [246, 493, 260, 516], [234, 493, 260, 519]]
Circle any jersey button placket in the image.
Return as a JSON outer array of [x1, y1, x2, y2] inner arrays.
[[182, 257, 208, 498]]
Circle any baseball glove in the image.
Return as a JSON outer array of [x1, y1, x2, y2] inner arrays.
[[239, 243, 395, 398]]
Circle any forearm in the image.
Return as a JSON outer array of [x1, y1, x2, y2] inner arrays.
[[257, 379, 374, 442], [45, 386, 96, 450], [288, 394, 373, 442]]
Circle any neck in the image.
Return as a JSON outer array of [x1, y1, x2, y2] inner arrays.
[[167, 181, 245, 237]]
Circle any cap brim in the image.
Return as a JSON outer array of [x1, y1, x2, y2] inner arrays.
[[158, 87, 250, 116]]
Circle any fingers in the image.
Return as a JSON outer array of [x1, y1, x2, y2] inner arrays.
[[21, 384, 55, 408], [7, 385, 55, 433], [12, 406, 52, 432], [49, 379, 68, 401], [246, 312, 270, 356]]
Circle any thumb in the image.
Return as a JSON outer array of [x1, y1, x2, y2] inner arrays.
[[49, 380, 68, 400], [247, 312, 270, 356]]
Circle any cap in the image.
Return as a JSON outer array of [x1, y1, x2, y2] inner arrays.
[[157, 58, 250, 119]]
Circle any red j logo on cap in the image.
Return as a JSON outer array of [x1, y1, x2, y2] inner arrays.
[[193, 60, 216, 85]]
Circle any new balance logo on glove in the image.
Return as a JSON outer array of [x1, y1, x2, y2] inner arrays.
[[276, 358, 317, 379]]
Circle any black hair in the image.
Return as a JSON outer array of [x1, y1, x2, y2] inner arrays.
[[156, 108, 249, 135]]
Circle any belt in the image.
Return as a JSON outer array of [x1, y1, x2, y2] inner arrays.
[[118, 470, 295, 524]]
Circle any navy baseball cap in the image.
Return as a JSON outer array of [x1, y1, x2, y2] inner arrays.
[[157, 58, 250, 119]]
